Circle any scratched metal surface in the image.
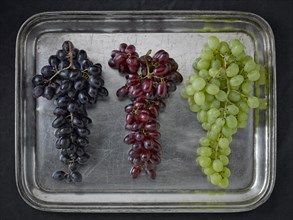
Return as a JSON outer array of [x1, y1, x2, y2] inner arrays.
[[16, 11, 276, 212], [35, 32, 254, 191]]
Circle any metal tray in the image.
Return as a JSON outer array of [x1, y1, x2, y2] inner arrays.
[[15, 11, 276, 212]]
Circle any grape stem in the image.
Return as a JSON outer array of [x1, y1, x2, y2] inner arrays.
[[45, 42, 74, 84]]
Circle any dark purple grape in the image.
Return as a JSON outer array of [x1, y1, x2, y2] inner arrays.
[[52, 116, 65, 128], [77, 153, 90, 164], [48, 55, 60, 68], [43, 86, 55, 100], [52, 170, 66, 181], [32, 85, 44, 98], [77, 50, 87, 61], [69, 69, 82, 81], [41, 65, 54, 79], [32, 75, 44, 86], [88, 76, 104, 89], [71, 171, 82, 182], [62, 41, 73, 53], [56, 49, 67, 61], [88, 65, 102, 77]]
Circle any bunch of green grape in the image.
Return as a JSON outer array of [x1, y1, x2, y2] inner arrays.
[[181, 36, 264, 188]]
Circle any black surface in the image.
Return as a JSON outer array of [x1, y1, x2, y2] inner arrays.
[[0, 0, 292, 219]]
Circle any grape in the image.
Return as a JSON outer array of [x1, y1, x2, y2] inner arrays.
[[205, 83, 219, 95], [191, 77, 206, 91], [218, 177, 229, 188], [207, 36, 220, 51], [210, 173, 222, 185], [226, 63, 239, 77], [230, 75, 244, 87], [194, 92, 205, 105], [109, 44, 182, 179], [31, 41, 108, 183], [182, 36, 263, 188], [197, 59, 210, 70], [247, 96, 259, 108], [247, 70, 260, 81], [244, 60, 256, 72]]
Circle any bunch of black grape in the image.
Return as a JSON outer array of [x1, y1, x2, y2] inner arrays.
[[109, 43, 183, 179], [32, 41, 108, 183]]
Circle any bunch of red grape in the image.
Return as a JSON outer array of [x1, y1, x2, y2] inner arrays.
[[32, 41, 108, 183], [109, 43, 183, 179]]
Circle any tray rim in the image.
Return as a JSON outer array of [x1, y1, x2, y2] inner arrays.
[[15, 10, 277, 213]]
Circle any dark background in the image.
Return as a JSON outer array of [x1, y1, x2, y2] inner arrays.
[[0, 0, 292, 219]]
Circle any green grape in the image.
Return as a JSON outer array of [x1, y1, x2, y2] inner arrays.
[[211, 59, 221, 69], [215, 118, 226, 127], [200, 49, 214, 60], [197, 156, 212, 167], [180, 88, 188, 99], [190, 104, 201, 113], [247, 69, 260, 81], [210, 100, 221, 108], [229, 39, 241, 48], [227, 104, 239, 115], [241, 81, 252, 95], [237, 120, 247, 128], [228, 90, 241, 102], [199, 69, 209, 79], [226, 63, 239, 77], [219, 41, 229, 54], [231, 43, 244, 56], [207, 36, 220, 51], [218, 177, 229, 188], [207, 130, 219, 140], [219, 155, 229, 165], [211, 124, 222, 134], [202, 122, 211, 131], [197, 147, 212, 157], [237, 111, 248, 122], [187, 97, 195, 106], [197, 59, 210, 70], [197, 110, 207, 122], [192, 57, 201, 70], [203, 166, 215, 176], [238, 101, 250, 112], [199, 136, 210, 146], [194, 91, 205, 105], [205, 94, 214, 102], [241, 55, 253, 66], [220, 146, 231, 156], [226, 115, 238, 128], [247, 96, 259, 108], [206, 83, 220, 95], [215, 90, 227, 102], [191, 77, 206, 91], [210, 78, 221, 87], [230, 75, 244, 87], [207, 108, 221, 118], [210, 173, 222, 185], [185, 85, 195, 96], [244, 60, 256, 72], [221, 167, 231, 178], [209, 68, 219, 77], [201, 102, 210, 110], [213, 159, 224, 172], [221, 126, 234, 137], [218, 137, 229, 149], [235, 51, 246, 61]]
